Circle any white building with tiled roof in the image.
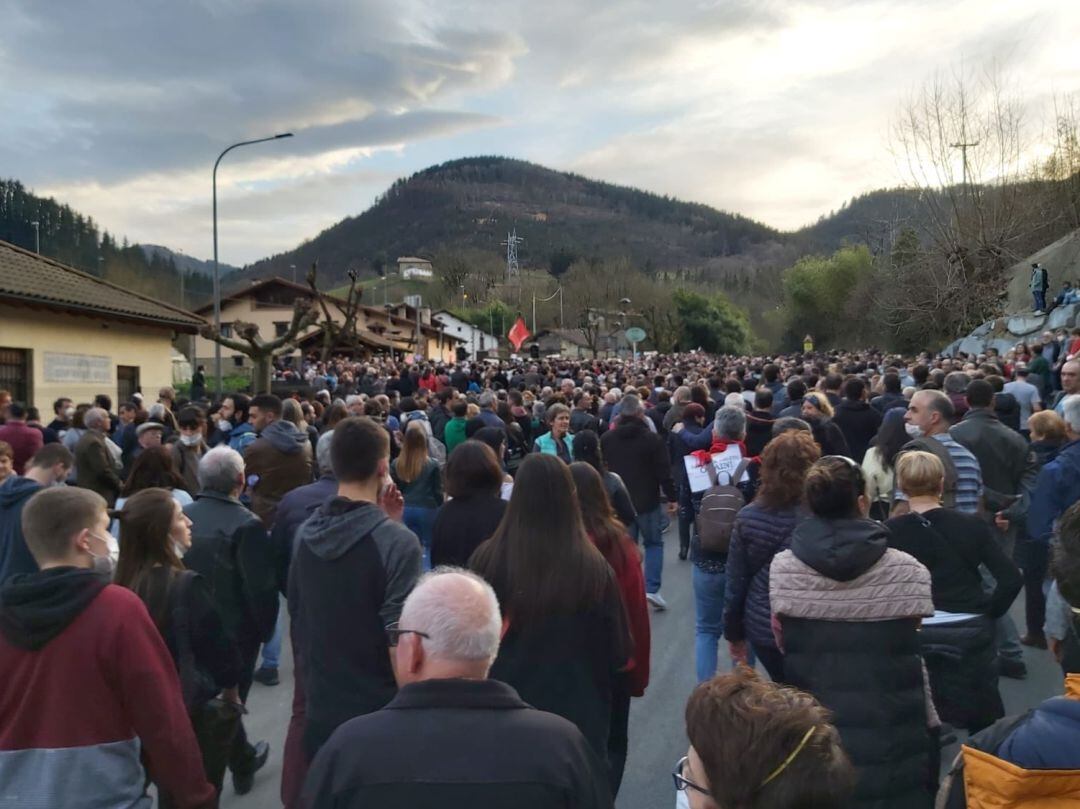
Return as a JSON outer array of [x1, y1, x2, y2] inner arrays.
[[0, 239, 204, 410]]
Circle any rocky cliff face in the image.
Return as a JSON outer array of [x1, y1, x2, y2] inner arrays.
[[945, 228, 1080, 357]]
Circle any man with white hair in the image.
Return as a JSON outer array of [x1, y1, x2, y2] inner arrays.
[[303, 569, 613, 809], [183, 445, 275, 793], [73, 407, 121, 506]]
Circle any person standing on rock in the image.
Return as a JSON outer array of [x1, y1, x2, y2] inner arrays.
[[1031, 262, 1050, 313]]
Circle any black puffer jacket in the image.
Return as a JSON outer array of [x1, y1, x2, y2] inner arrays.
[[770, 518, 935, 809], [833, 399, 882, 463], [722, 502, 803, 651]]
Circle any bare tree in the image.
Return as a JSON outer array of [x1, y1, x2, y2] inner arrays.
[[199, 262, 320, 393], [885, 65, 1045, 342], [307, 267, 368, 362]]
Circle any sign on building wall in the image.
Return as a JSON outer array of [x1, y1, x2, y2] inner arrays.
[[43, 352, 111, 384]]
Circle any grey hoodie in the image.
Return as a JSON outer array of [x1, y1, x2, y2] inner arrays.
[[261, 419, 309, 454]]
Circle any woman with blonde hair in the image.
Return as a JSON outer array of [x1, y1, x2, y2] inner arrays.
[[887, 451, 1021, 732], [800, 394, 850, 457], [390, 421, 442, 569]]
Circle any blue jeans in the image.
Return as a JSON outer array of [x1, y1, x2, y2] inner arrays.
[[629, 506, 664, 594], [260, 603, 283, 669], [693, 565, 727, 683], [404, 505, 437, 571], [1034, 290, 1047, 311]]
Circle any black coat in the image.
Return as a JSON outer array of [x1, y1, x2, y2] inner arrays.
[[778, 519, 933, 809], [183, 492, 279, 644], [432, 495, 507, 568], [833, 399, 882, 463], [600, 419, 675, 514], [488, 570, 631, 760], [302, 678, 613, 809]]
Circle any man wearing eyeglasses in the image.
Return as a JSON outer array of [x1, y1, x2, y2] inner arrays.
[[303, 569, 612, 809]]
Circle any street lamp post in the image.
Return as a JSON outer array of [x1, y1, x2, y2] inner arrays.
[[212, 132, 293, 398]]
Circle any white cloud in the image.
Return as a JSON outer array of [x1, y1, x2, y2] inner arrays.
[[3, 0, 1079, 260]]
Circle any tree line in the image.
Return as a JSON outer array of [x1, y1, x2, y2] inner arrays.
[[0, 179, 212, 308]]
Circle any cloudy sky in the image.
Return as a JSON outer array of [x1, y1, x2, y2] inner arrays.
[[3, 1, 1079, 265]]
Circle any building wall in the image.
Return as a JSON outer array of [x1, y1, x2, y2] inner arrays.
[[0, 302, 180, 413], [192, 295, 457, 368]]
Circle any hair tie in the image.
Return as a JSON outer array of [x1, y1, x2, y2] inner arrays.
[[760, 726, 817, 787]]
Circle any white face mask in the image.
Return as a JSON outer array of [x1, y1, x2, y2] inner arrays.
[[87, 531, 119, 576], [179, 433, 202, 447], [905, 423, 923, 439], [173, 541, 188, 559]]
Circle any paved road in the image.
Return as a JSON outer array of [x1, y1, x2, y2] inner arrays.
[[221, 522, 1064, 809]]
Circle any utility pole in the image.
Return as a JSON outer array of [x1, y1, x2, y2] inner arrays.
[[501, 228, 523, 283], [290, 264, 297, 283], [30, 221, 40, 254], [950, 140, 980, 188]]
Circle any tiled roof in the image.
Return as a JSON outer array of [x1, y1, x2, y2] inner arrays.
[[192, 276, 348, 314], [0, 239, 205, 332]]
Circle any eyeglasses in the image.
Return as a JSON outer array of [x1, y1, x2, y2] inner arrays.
[[385, 621, 430, 647], [672, 756, 712, 798]]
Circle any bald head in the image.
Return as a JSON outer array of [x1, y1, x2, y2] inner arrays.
[[393, 568, 502, 687], [1062, 360, 1080, 395]]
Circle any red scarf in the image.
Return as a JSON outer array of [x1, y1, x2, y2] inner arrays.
[[690, 438, 755, 467]]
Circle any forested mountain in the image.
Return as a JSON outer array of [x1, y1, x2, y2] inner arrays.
[[140, 244, 239, 277], [0, 180, 212, 307], [242, 157, 788, 287]]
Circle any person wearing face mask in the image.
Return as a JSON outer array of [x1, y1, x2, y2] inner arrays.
[[112, 446, 194, 538], [892, 389, 978, 516], [0, 486, 215, 808], [0, 444, 74, 584], [113, 487, 249, 806], [171, 406, 209, 496]]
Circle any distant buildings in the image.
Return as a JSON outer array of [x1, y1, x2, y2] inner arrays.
[[189, 277, 461, 369], [432, 311, 499, 358], [0, 239, 204, 412], [397, 256, 434, 280]]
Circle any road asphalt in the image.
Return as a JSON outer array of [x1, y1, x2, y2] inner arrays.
[[221, 522, 1064, 809]]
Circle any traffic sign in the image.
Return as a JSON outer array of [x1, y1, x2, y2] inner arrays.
[[625, 326, 646, 343]]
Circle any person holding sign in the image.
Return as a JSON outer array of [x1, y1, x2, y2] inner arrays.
[[684, 406, 758, 682]]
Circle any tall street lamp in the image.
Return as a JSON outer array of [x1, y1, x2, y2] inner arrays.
[[212, 132, 293, 397]]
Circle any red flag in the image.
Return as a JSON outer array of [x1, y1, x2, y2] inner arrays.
[[508, 316, 531, 351]]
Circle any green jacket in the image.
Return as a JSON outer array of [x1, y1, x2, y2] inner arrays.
[[444, 417, 468, 453]]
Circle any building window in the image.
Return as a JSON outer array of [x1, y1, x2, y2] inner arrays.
[[232, 355, 244, 368], [274, 321, 289, 338], [117, 365, 140, 405], [221, 324, 233, 338], [0, 347, 30, 405]]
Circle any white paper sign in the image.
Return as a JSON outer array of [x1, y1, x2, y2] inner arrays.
[[684, 445, 750, 493], [43, 352, 110, 384]]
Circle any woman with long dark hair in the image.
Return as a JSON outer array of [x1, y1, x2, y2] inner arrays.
[[113, 488, 243, 807], [862, 408, 909, 521], [470, 453, 631, 761], [431, 440, 507, 568], [723, 430, 820, 682], [112, 446, 193, 537], [390, 422, 442, 569], [569, 462, 649, 796], [571, 429, 636, 527]]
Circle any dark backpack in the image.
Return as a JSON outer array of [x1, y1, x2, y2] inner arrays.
[[695, 458, 751, 554], [896, 437, 958, 509]]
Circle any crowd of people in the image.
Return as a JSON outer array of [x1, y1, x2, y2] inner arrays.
[[2, 340, 1080, 808]]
